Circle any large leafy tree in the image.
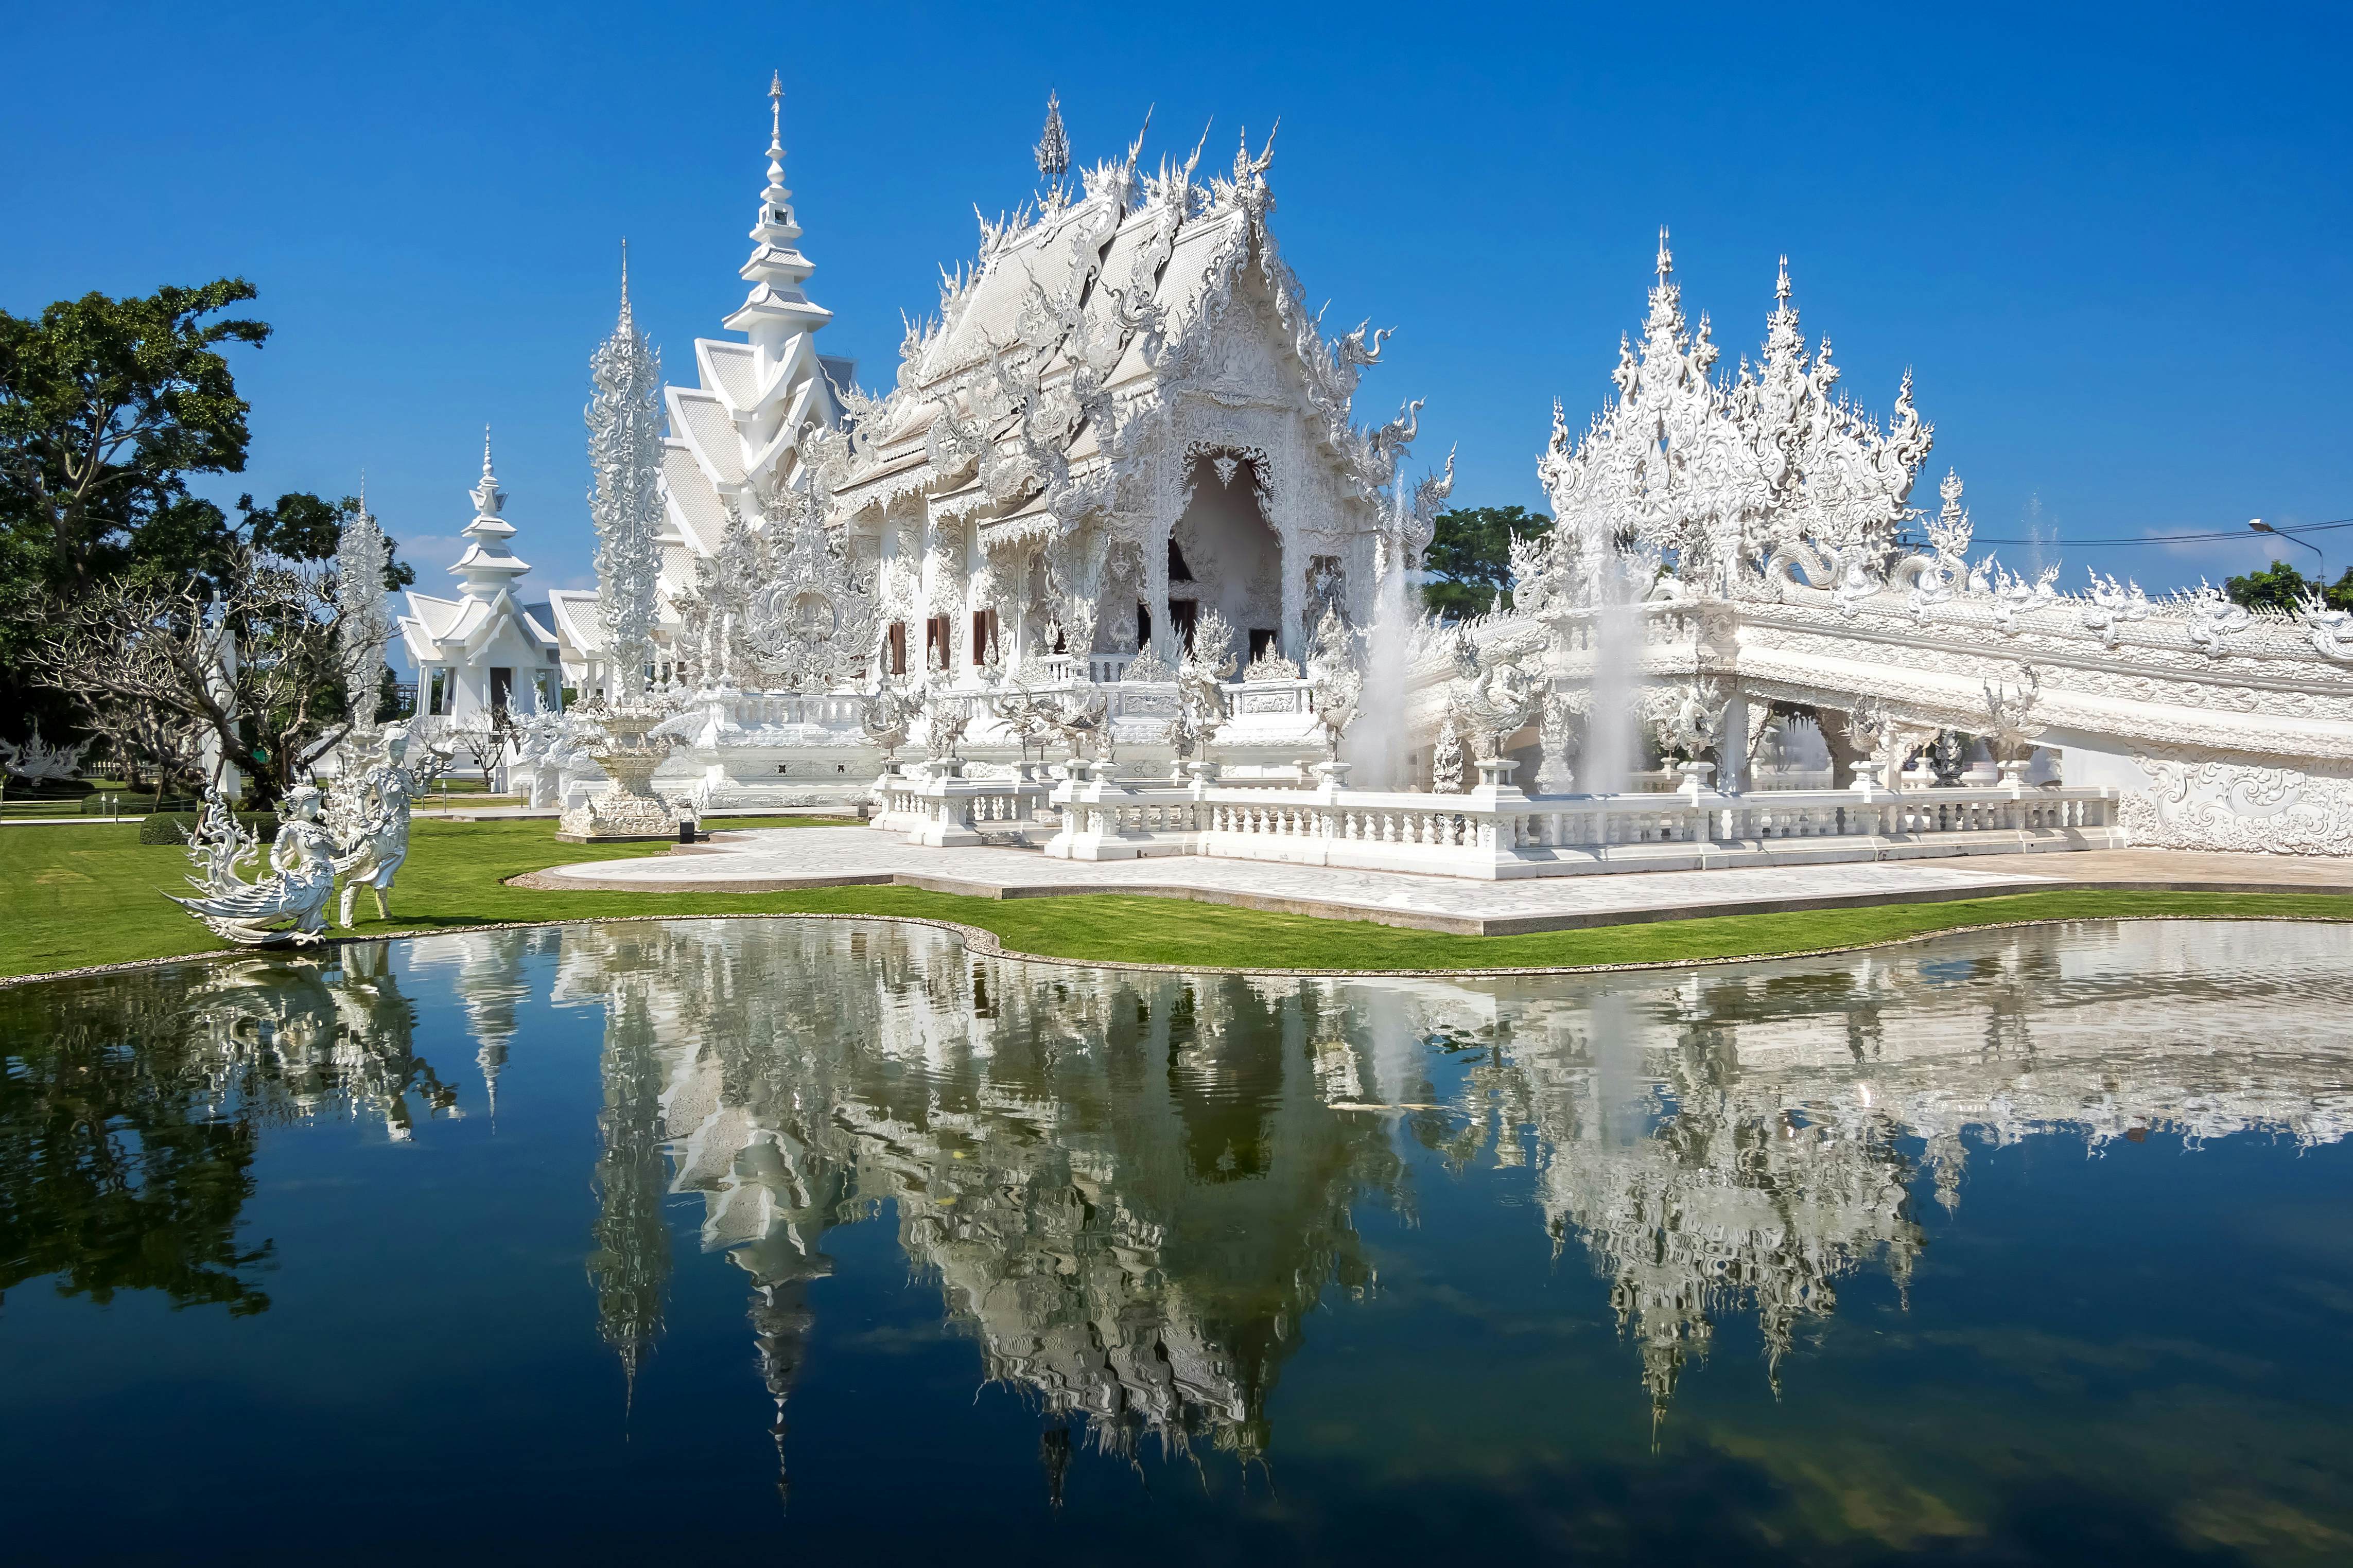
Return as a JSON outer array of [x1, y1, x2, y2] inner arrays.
[[2224, 558, 2353, 614], [1421, 505, 1552, 618], [0, 278, 269, 594], [1, 280, 409, 767]]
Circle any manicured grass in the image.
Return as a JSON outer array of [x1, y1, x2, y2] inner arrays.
[[3, 817, 2349, 981]]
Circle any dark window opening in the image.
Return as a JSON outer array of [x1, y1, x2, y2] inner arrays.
[[971, 608, 999, 665], [886, 622, 908, 675], [925, 614, 952, 671], [1247, 629, 1278, 663], [490, 667, 514, 714], [1167, 539, 1195, 582], [1170, 598, 1199, 653], [1137, 602, 1152, 647]]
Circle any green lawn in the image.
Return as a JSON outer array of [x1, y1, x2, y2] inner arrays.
[[3, 817, 2349, 982]]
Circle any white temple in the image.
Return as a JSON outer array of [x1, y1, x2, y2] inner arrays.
[[515, 80, 2353, 857], [397, 435, 564, 723]]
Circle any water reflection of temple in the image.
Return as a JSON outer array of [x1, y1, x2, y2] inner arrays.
[[520, 916, 2353, 1469], [550, 920, 1406, 1497]]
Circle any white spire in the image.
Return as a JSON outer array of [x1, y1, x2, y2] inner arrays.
[[450, 427, 531, 601], [589, 257, 665, 696], [713, 72, 836, 500]]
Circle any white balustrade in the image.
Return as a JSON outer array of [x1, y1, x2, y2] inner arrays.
[[874, 762, 1051, 848], [1032, 776, 2122, 878]]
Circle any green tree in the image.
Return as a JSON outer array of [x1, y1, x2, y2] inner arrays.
[[1, 281, 411, 764], [0, 279, 269, 595], [1420, 506, 1552, 619], [2223, 559, 2353, 614]]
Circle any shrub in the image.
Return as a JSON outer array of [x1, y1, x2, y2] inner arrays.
[[139, 811, 280, 845]]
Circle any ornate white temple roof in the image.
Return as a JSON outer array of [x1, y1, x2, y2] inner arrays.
[[658, 74, 850, 580], [396, 437, 560, 672]]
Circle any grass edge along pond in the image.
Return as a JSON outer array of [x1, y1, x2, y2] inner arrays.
[[5, 817, 2351, 982]]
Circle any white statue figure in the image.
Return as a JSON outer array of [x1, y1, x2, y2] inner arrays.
[[1304, 605, 1363, 767], [170, 785, 339, 947], [1535, 691, 1579, 794], [334, 723, 421, 925], [1172, 610, 1237, 766], [1431, 713, 1467, 794]]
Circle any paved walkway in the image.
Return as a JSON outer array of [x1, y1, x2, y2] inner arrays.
[[533, 826, 2174, 934], [531, 830, 2353, 935]]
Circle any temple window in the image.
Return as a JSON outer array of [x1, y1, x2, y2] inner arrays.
[[970, 608, 999, 665], [886, 622, 908, 675], [1248, 628, 1278, 663], [1170, 600, 1199, 653], [1168, 539, 1195, 581]]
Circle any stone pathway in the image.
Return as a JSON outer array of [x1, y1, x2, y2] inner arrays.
[[531, 825, 2120, 935]]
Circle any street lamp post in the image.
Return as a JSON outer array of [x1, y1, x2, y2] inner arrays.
[[2250, 518, 2325, 582]]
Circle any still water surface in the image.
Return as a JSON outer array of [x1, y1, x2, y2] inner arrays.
[[4, 918, 2351, 1563]]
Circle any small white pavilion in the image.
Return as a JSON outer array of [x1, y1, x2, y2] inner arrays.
[[396, 436, 565, 723]]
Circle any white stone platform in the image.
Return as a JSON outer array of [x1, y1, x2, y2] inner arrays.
[[531, 825, 2091, 935]]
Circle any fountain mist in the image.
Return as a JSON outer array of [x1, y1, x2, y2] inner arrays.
[[1582, 557, 1641, 796]]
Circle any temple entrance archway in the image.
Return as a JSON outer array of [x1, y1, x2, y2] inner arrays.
[[1167, 451, 1283, 667]]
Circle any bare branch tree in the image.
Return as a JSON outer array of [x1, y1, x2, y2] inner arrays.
[[34, 545, 371, 803]]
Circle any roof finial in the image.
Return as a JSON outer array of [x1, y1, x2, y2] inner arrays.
[[617, 238, 633, 329], [756, 74, 795, 235], [1035, 90, 1070, 186], [482, 425, 494, 478], [1656, 226, 1673, 281], [1775, 253, 1791, 303]]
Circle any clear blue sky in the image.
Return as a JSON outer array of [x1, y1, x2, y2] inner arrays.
[[7, 1, 2349, 605]]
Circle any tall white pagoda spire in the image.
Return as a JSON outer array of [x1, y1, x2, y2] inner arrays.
[[713, 72, 836, 501], [449, 430, 532, 602], [589, 250, 665, 699]]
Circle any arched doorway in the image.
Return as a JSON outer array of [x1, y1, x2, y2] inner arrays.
[[1167, 451, 1282, 667]]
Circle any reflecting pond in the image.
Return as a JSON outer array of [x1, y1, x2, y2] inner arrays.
[[5, 918, 2352, 1564]]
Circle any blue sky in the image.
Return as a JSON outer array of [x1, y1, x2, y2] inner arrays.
[[7, 1, 2350, 609]]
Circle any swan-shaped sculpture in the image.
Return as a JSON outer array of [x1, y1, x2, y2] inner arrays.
[[170, 784, 338, 947]]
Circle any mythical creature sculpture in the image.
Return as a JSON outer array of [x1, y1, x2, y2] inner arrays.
[[1447, 631, 1546, 764], [917, 680, 973, 763], [2298, 591, 2353, 662], [1430, 713, 1467, 794], [986, 676, 1063, 764], [0, 721, 89, 786], [1982, 665, 2045, 770], [1649, 680, 1730, 762], [1536, 691, 1580, 793], [170, 785, 339, 947], [861, 672, 917, 764], [1172, 608, 1237, 763], [332, 723, 421, 925], [1049, 683, 1110, 764], [1303, 606, 1363, 763], [2081, 570, 2150, 647], [2182, 580, 2253, 655]]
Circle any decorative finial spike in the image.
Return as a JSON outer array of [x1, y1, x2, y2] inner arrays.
[[1034, 89, 1070, 186], [482, 426, 494, 477], [769, 70, 783, 148], [1656, 226, 1672, 280], [1775, 253, 1790, 303]]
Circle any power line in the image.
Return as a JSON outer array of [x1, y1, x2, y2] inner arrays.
[[1965, 517, 2353, 547]]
